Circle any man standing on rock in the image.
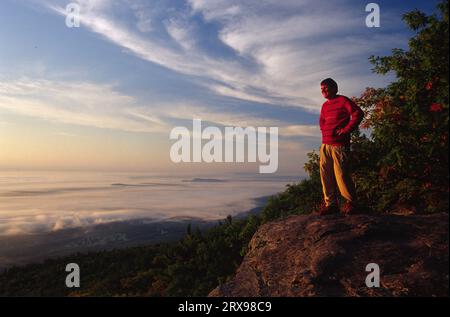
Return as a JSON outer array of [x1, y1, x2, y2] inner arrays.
[[318, 78, 364, 215]]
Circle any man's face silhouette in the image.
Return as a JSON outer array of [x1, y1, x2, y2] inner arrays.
[[321, 84, 337, 100]]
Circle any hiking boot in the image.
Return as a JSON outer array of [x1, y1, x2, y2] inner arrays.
[[341, 201, 356, 215], [317, 202, 339, 216]]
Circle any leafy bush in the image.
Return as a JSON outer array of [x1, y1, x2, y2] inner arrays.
[[353, 2, 449, 213]]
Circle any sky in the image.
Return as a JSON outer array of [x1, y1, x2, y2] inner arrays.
[[0, 0, 440, 175]]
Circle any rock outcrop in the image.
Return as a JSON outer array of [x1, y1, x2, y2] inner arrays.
[[209, 213, 449, 297]]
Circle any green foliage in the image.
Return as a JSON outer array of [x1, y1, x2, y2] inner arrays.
[[259, 149, 322, 223], [362, 1, 449, 213]]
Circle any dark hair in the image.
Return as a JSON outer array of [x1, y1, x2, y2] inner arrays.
[[320, 78, 338, 91]]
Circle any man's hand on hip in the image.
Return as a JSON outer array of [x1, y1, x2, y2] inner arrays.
[[335, 128, 347, 136]]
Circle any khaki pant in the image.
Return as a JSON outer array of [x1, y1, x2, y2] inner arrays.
[[319, 144, 356, 207]]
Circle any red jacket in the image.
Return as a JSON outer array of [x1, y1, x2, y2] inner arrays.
[[319, 95, 364, 146]]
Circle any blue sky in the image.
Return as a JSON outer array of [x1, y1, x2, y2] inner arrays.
[[0, 0, 440, 174]]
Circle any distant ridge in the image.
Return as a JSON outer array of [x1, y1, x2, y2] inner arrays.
[[182, 178, 227, 183]]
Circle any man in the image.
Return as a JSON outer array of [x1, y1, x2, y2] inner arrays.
[[318, 78, 364, 215]]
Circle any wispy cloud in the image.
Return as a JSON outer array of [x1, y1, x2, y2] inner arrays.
[[38, 0, 406, 111], [55, 131, 80, 137], [0, 77, 319, 138], [281, 125, 321, 138], [0, 78, 168, 133]]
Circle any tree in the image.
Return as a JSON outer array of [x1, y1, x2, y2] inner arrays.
[[354, 1, 449, 213]]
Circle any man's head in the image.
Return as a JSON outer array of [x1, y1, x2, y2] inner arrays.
[[320, 78, 338, 100]]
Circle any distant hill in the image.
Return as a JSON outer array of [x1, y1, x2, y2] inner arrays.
[[0, 218, 214, 272]]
